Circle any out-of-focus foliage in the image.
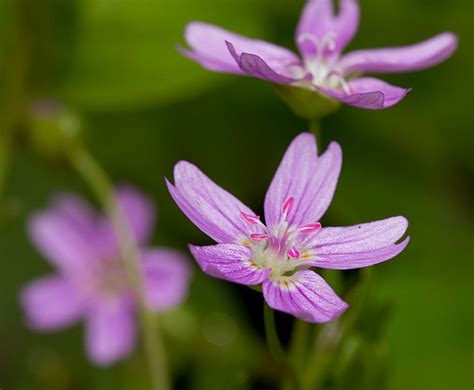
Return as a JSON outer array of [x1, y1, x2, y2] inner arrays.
[[50, 0, 277, 109], [0, 0, 473, 389]]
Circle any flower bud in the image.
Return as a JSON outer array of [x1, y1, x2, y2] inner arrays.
[[27, 99, 82, 161]]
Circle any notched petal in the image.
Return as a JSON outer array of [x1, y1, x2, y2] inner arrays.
[[263, 270, 348, 323]]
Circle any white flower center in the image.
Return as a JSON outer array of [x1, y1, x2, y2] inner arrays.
[[77, 258, 129, 299], [294, 32, 351, 94], [239, 197, 321, 281]]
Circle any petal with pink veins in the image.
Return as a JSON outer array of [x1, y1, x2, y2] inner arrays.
[[166, 161, 264, 244], [182, 22, 300, 76], [321, 77, 411, 109], [264, 133, 342, 228], [300, 216, 410, 269], [189, 243, 270, 285], [263, 270, 348, 323]]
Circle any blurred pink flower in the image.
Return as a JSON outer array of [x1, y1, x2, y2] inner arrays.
[[180, 0, 457, 109], [21, 186, 191, 366], [167, 133, 409, 323]]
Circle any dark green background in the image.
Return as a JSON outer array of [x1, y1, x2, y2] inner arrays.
[[0, 0, 472, 389]]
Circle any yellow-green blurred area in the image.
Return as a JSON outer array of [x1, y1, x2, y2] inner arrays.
[[0, 0, 473, 389]]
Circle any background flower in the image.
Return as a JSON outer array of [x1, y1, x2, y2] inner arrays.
[[20, 187, 191, 365]]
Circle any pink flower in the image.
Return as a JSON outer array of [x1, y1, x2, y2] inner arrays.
[[167, 134, 409, 322], [180, 0, 457, 109], [20, 186, 191, 365]]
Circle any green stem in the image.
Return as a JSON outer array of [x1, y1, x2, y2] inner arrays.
[[301, 320, 340, 390], [281, 320, 311, 390], [70, 147, 169, 390], [264, 303, 286, 362], [309, 119, 322, 150], [263, 302, 299, 389], [302, 270, 373, 389], [0, 0, 34, 195], [0, 136, 11, 197], [288, 319, 310, 368]]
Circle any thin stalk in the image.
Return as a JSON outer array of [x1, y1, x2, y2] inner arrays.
[[288, 319, 310, 368], [263, 302, 299, 390], [302, 269, 373, 389], [281, 320, 311, 390], [0, 137, 11, 196], [302, 320, 340, 390], [70, 147, 169, 390], [0, 0, 34, 195], [309, 119, 322, 150]]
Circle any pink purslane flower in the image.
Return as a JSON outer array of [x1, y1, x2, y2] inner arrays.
[[20, 186, 191, 366], [180, 0, 458, 110], [167, 133, 409, 323]]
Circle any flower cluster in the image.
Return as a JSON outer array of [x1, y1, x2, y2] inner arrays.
[[19, 0, 458, 374]]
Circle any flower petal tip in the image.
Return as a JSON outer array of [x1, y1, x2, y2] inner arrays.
[[375, 86, 412, 109]]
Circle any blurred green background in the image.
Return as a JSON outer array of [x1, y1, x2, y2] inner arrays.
[[0, 0, 472, 389]]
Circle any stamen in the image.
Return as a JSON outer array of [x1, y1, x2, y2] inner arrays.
[[339, 77, 352, 95], [299, 222, 322, 234], [297, 32, 337, 58], [287, 248, 301, 259], [240, 211, 260, 225], [281, 197, 295, 219], [327, 71, 352, 94], [320, 31, 337, 53], [297, 33, 320, 52], [250, 233, 269, 241]]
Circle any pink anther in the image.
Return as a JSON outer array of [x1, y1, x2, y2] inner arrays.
[[299, 222, 322, 234], [287, 247, 301, 259], [240, 211, 260, 225]]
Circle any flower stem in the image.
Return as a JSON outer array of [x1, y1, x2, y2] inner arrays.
[[263, 302, 299, 389], [301, 269, 373, 389], [309, 119, 322, 150], [288, 319, 310, 368], [0, 0, 34, 196], [70, 147, 169, 390]]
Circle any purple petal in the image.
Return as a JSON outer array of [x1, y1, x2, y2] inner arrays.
[[96, 185, 156, 257], [141, 248, 191, 312], [20, 276, 84, 330], [321, 77, 411, 109], [179, 46, 244, 74], [296, 0, 359, 58], [183, 22, 300, 75], [340, 32, 458, 74], [189, 243, 271, 285], [166, 161, 263, 244], [300, 216, 410, 269], [226, 41, 300, 84], [85, 297, 136, 366], [264, 133, 342, 228], [116, 185, 155, 245], [28, 197, 100, 274], [262, 270, 348, 323], [52, 193, 97, 231]]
